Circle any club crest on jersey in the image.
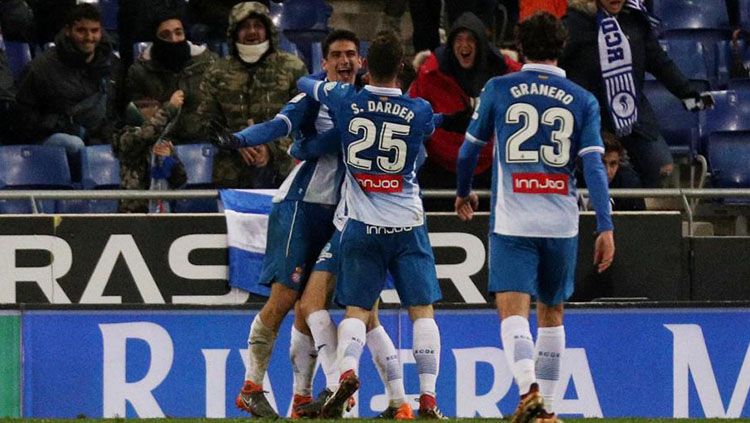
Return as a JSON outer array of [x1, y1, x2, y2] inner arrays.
[[354, 173, 403, 193], [512, 173, 569, 195]]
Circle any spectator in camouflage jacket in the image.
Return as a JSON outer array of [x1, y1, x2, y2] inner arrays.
[[125, 12, 217, 144], [112, 96, 187, 212], [196, 1, 307, 188]]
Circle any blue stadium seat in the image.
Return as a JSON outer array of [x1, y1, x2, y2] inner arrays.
[[707, 131, 750, 196], [715, 39, 750, 87], [4, 41, 32, 82], [0, 145, 72, 213], [98, 0, 119, 32], [652, 0, 730, 31], [698, 89, 750, 153], [280, 0, 332, 73], [172, 143, 218, 213], [658, 39, 709, 82], [659, 30, 732, 85], [58, 145, 121, 213], [643, 79, 704, 157]]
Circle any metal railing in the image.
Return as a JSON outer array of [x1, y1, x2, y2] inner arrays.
[[2, 188, 750, 233]]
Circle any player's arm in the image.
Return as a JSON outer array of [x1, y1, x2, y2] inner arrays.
[[290, 128, 341, 161], [455, 83, 496, 220], [296, 76, 351, 109], [579, 98, 615, 273], [211, 94, 313, 149]]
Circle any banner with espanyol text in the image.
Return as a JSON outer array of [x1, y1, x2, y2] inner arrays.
[[21, 308, 750, 418]]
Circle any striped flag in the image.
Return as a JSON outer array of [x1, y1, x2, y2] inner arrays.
[[220, 189, 276, 297]]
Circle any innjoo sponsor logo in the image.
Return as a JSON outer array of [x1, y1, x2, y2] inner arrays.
[[512, 172, 569, 195], [354, 173, 403, 193]]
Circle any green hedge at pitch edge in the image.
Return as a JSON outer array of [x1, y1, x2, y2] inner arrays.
[[0, 313, 20, 417]]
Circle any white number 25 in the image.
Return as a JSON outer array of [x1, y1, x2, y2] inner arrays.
[[347, 117, 409, 173], [505, 103, 573, 167]]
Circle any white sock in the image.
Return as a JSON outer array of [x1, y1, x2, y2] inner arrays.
[[501, 315, 536, 395], [367, 325, 405, 407], [306, 309, 339, 391], [245, 315, 277, 384], [535, 326, 565, 412], [289, 325, 316, 396], [413, 318, 440, 397], [337, 318, 366, 375]]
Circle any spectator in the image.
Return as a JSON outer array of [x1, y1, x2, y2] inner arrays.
[[116, 0, 188, 110], [560, 0, 707, 188], [113, 97, 187, 212], [126, 11, 217, 143], [0, 0, 35, 42], [519, 0, 567, 21], [196, 1, 306, 188], [579, 131, 646, 211], [187, 0, 275, 48], [409, 12, 520, 193], [15, 3, 121, 179]]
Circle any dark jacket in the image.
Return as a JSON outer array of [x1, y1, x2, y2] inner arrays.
[[409, 12, 521, 175], [559, 0, 695, 141], [126, 42, 218, 143], [15, 30, 120, 143]]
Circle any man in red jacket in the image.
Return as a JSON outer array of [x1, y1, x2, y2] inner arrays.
[[409, 11, 520, 200]]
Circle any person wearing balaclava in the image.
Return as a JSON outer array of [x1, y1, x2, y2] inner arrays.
[[125, 10, 217, 144], [409, 12, 521, 200], [195, 1, 306, 189]]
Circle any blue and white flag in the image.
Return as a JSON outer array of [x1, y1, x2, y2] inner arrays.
[[220, 189, 276, 297]]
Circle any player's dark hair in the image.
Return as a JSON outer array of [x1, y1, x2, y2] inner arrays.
[[323, 29, 360, 57], [515, 12, 567, 62], [367, 31, 403, 83], [65, 3, 102, 26], [602, 131, 625, 155]]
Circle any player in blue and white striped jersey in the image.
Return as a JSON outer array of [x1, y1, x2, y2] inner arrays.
[[455, 13, 615, 423], [211, 30, 408, 419], [297, 31, 447, 419]]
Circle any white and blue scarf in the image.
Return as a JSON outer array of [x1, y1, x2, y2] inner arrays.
[[598, 0, 660, 136]]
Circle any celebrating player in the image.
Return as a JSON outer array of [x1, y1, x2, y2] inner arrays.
[[296, 31, 447, 419], [211, 29, 410, 418], [454, 12, 615, 423]]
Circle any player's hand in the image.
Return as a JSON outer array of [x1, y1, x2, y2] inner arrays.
[[209, 120, 243, 150], [455, 192, 478, 221], [593, 230, 615, 273]]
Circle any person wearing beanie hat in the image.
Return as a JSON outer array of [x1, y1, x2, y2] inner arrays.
[[195, 1, 306, 189], [125, 10, 217, 144]]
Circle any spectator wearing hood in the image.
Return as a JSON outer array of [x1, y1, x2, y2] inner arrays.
[[409, 12, 520, 192], [126, 12, 217, 143], [187, 0, 275, 47], [196, 1, 306, 188], [15, 3, 121, 178]]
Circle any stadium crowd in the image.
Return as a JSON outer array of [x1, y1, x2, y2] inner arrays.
[[0, 1, 746, 421], [0, 0, 746, 214]]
